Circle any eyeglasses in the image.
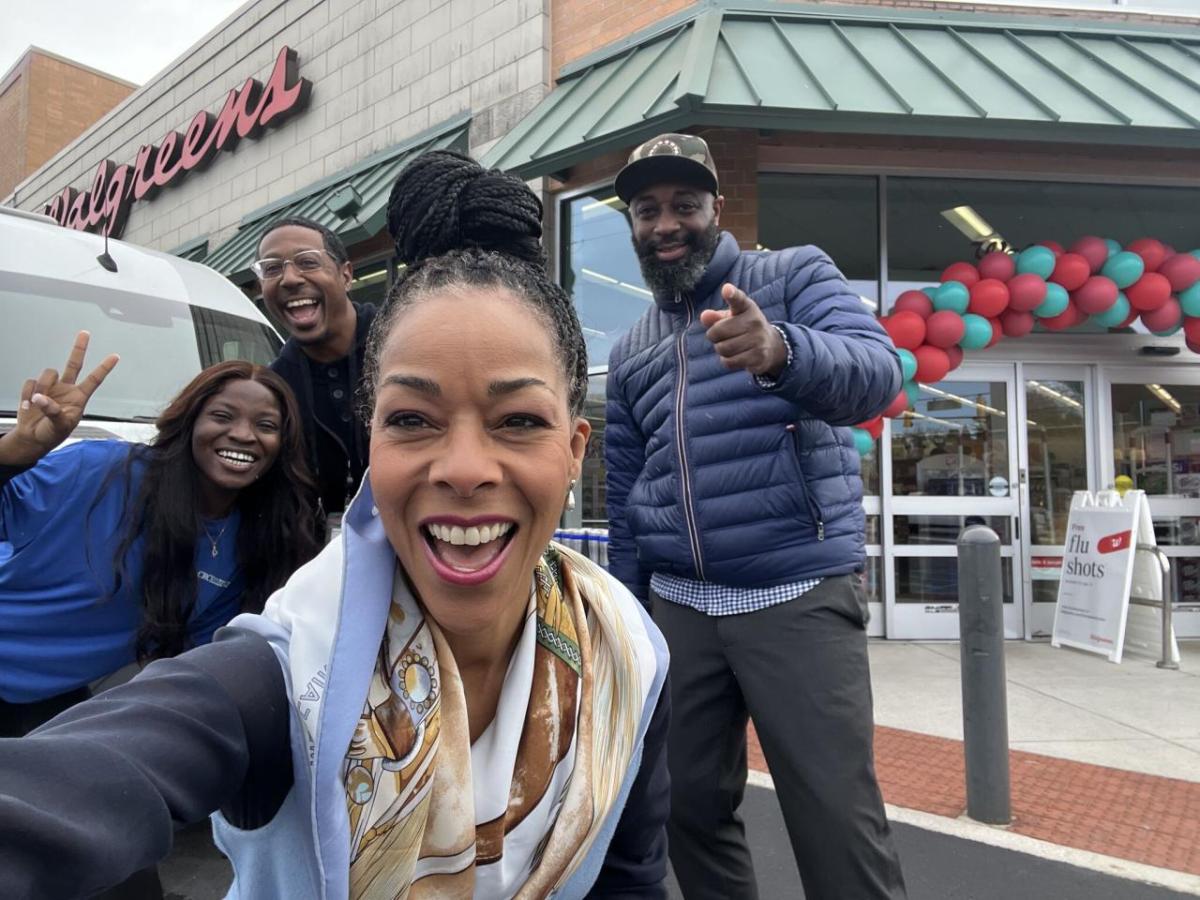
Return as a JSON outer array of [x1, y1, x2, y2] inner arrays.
[[251, 249, 331, 281]]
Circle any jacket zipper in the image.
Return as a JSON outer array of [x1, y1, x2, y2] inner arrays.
[[786, 424, 826, 541], [674, 293, 706, 579]]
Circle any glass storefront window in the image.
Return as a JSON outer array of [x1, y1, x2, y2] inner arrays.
[[580, 373, 608, 527], [860, 555, 881, 606], [895, 556, 1014, 605], [758, 173, 880, 312], [349, 260, 390, 307], [885, 177, 1200, 329], [1112, 383, 1200, 499], [560, 190, 649, 368], [890, 381, 1009, 497], [893, 515, 1012, 545], [1026, 379, 1088, 545]]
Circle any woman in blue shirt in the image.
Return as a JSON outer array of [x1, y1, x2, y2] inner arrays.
[[0, 333, 319, 735]]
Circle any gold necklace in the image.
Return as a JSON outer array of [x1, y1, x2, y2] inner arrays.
[[203, 521, 229, 558]]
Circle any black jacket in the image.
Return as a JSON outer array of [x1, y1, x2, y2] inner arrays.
[[269, 302, 377, 517], [0, 628, 670, 899]]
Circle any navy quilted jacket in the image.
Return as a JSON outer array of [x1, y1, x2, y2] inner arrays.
[[604, 232, 901, 602]]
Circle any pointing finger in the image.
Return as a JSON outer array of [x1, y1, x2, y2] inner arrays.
[[699, 308, 731, 329], [721, 283, 756, 314], [61, 331, 91, 384]]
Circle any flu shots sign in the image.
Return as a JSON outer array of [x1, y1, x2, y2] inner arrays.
[[1051, 490, 1154, 663]]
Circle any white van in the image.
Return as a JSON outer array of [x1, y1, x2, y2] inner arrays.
[[0, 206, 280, 442]]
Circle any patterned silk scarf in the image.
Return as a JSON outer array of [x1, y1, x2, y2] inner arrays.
[[342, 547, 643, 899]]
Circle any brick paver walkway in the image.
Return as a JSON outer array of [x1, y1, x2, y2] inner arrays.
[[747, 724, 1200, 876]]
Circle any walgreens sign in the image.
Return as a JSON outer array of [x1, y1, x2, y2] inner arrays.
[[44, 47, 311, 239]]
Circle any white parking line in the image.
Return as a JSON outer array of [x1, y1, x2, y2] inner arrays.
[[745, 769, 1200, 896]]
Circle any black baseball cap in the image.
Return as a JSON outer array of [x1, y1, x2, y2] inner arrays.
[[614, 133, 720, 204]]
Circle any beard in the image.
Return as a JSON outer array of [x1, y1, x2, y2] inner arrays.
[[633, 220, 720, 300]]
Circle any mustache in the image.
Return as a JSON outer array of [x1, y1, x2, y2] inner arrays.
[[635, 230, 701, 260]]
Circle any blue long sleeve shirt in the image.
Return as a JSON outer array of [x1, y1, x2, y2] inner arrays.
[[0, 440, 242, 703]]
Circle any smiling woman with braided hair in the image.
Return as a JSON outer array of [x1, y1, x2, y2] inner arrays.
[[0, 150, 669, 900]]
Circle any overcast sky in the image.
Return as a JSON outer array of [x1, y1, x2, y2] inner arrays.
[[1, 1, 249, 84]]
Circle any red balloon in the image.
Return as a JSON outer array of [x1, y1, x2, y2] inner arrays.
[[883, 389, 910, 418], [1049, 253, 1090, 292], [1007, 273, 1048, 312], [1184, 316, 1200, 346], [978, 251, 1016, 282], [1141, 297, 1181, 333], [1041, 302, 1081, 331], [986, 317, 1004, 347], [861, 416, 884, 441], [1038, 240, 1065, 256], [1126, 272, 1171, 312], [969, 279, 1010, 318], [1001, 309, 1035, 337], [1072, 276, 1119, 315], [1158, 254, 1200, 293], [942, 262, 980, 288], [893, 290, 934, 318], [913, 345, 951, 383], [1112, 310, 1139, 330], [946, 345, 964, 371], [1187, 338, 1200, 356], [1128, 238, 1167, 273], [1070, 236, 1109, 273], [925, 310, 966, 348], [882, 311, 926, 350]]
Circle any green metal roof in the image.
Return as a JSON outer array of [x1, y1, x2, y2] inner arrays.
[[483, 4, 1200, 177], [171, 235, 209, 262], [207, 115, 470, 283]]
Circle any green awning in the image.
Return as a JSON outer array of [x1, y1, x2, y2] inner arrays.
[[483, 4, 1200, 178], [171, 236, 209, 262], [207, 115, 470, 283]]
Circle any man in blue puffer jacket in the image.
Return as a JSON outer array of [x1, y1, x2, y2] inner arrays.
[[605, 133, 907, 900]]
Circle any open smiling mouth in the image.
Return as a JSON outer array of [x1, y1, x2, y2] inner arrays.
[[215, 448, 259, 471], [284, 297, 321, 327], [422, 522, 517, 586]]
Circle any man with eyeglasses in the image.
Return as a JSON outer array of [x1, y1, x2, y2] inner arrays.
[[256, 217, 375, 534]]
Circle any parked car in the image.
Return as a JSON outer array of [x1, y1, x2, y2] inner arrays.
[[0, 206, 280, 443]]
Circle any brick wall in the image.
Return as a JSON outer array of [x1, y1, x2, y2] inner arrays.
[[9, 0, 551, 257], [0, 63, 29, 199], [24, 54, 135, 179]]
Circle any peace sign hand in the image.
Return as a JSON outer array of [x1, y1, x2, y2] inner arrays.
[[698, 284, 789, 378], [1, 332, 120, 467]]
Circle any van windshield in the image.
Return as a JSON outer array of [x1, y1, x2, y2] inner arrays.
[[0, 287, 281, 422]]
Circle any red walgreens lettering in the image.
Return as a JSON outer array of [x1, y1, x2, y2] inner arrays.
[[43, 46, 311, 239]]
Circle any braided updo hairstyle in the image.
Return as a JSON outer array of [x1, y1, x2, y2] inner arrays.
[[361, 149, 588, 420]]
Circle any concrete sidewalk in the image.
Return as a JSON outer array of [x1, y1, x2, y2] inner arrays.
[[746, 639, 1200, 892]]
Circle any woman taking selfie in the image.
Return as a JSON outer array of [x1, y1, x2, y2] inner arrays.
[[0, 152, 669, 900], [0, 339, 319, 736]]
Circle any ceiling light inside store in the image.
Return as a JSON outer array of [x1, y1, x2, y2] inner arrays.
[[920, 384, 1006, 417], [582, 267, 618, 284], [859, 295, 877, 310], [1027, 380, 1082, 410], [1147, 384, 1182, 414], [581, 196, 625, 213], [902, 409, 965, 430], [350, 270, 387, 287], [580, 268, 653, 302], [941, 205, 1010, 254]]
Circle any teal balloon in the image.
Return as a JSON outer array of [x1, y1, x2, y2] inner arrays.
[[933, 280, 969, 314], [851, 428, 875, 456], [922, 286, 939, 299], [897, 348, 918, 381], [1091, 293, 1131, 327], [1034, 283, 1070, 318], [960, 313, 992, 349], [1104, 238, 1122, 258], [1190, 250, 1200, 261], [1180, 282, 1200, 317], [1016, 246, 1056, 279], [1101, 251, 1145, 289], [904, 381, 922, 406], [1153, 325, 1182, 337]]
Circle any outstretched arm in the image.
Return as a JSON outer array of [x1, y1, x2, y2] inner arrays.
[[0, 628, 291, 900]]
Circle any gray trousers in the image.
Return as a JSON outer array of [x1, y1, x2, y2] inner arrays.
[[653, 575, 907, 900]]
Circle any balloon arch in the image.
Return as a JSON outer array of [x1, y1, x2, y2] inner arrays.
[[849, 238, 1200, 455]]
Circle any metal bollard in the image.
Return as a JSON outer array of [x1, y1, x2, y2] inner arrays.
[[957, 525, 1012, 825]]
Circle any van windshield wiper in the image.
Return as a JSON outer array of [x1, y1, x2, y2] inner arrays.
[[0, 411, 157, 424]]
